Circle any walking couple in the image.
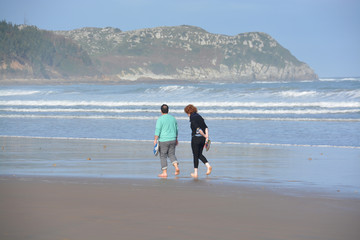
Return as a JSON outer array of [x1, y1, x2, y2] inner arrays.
[[154, 104, 212, 178]]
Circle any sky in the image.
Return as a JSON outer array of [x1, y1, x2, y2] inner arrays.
[[1, 0, 359, 77]]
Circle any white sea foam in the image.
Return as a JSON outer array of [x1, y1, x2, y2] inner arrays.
[[1, 114, 358, 122], [0, 114, 159, 120], [278, 90, 317, 98], [201, 109, 359, 115], [0, 90, 41, 96], [0, 108, 159, 113], [1, 107, 358, 115], [0, 100, 164, 107], [319, 77, 360, 82], [1, 100, 359, 108], [203, 117, 360, 122], [277, 89, 360, 99], [158, 85, 195, 92], [145, 85, 197, 94]]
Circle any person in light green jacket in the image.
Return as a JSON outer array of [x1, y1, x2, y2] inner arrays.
[[154, 104, 180, 178]]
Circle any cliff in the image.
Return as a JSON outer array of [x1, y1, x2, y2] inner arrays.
[[55, 25, 317, 82], [0, 22, 318, 82]]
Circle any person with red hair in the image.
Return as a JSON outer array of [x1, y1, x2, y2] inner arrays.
[[184, 104, 212, 178]]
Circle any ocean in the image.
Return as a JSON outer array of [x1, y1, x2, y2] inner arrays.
[[1, 78, 360, 196], [0, 77, 359, 148]]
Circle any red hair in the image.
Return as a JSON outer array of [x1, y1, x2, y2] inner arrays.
[[184, 104, 197, 115]]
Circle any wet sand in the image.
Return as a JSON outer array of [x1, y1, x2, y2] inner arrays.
[[1, 136, 360, 239], [0, 176, 359, 240], [1, 136, 360, 195]]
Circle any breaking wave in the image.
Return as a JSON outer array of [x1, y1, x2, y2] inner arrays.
[[0, 100, 359, 108]]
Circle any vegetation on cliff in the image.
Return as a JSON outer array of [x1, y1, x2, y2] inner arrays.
[[0, 21, 317, 82], [0, 21, 95, 79]]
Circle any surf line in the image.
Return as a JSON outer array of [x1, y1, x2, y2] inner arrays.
[[1, 135, 359, 149], [0, 114, 359, 122]]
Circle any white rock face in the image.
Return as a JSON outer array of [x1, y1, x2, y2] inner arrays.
[[54, 25, 318, 82]]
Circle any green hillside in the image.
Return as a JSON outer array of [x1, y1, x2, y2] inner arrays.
[[0, 21, 96, 79], [0, 21, 318, 82]]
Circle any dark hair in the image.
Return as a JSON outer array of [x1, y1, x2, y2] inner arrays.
[[184, 104, 197, 115], [161, 104, 169, 114]]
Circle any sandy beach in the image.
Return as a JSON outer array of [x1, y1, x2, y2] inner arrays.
[[0, 176, 359, 240], [1, 136, 360, 239]]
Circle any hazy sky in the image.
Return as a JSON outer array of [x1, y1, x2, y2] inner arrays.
[[1, 0, 359, 77]]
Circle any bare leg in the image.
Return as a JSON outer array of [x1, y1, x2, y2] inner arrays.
[[158, 169, 167, 178], [173, 163, 180, 175], [206, 163, 212, 175], [191, 168, 198, 178]]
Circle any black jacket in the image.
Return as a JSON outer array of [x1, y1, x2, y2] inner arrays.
[[189, 113, 208, 137]]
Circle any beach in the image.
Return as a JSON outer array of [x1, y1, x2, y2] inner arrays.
[[1, 136, 360, 240], [1, 176, 359, 240], [1, 79, 360, 240]]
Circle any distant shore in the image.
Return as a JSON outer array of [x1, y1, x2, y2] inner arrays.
[[0, 77, 196, 85], [0, 76, 321, 86]]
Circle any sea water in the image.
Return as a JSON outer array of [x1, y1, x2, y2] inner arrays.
[[0, 78, 359, 148], [0, 78, 360, 196]]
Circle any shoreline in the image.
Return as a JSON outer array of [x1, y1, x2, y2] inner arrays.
[[1, 173, 359, 200], [0, 77, 328, 86], [1, 135, 360, 199], [0, 78, 225, 86], [1, 76, 358, 86], [1, 135, 359, 149]]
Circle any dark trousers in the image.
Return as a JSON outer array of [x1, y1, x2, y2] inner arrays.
[[191, 136, 208, 168]]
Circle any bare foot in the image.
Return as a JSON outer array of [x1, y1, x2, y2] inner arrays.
[[206, 166, 212, 175], [175, 169, 180, 175], [191, 172, 198, 178], [158, 172, 167, 178]]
